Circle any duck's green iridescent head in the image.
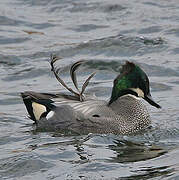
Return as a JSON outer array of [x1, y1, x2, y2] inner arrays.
[[109, 61, 161, 108]]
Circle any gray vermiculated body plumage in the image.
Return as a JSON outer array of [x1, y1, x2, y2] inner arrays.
[[25, 92, 150, 135]]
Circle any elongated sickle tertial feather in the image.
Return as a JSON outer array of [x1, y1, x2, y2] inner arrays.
[[81, 72, 96, 96], [50, 54, 96, 102], [70, 60, 85, 93], [70, 60, 96, 101], [50, 54, 79, 97]]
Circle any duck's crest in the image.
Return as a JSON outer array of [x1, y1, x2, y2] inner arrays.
[[120, 61, 136, 74]]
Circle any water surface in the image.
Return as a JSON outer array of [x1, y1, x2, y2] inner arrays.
[[0, 0, 179, 179]]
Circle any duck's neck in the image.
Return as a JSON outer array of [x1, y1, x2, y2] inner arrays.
[[108, 89, 138, 105]]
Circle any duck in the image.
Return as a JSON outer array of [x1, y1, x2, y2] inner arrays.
[[21, 55, 161, 135]]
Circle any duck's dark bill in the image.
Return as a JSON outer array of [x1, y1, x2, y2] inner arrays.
[[144, 94, 161, 108]]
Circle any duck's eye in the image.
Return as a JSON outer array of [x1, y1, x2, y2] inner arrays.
[[93, 114, 100, 117]]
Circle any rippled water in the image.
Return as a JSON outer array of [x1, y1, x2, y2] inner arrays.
[[0, 0, 179, 179]]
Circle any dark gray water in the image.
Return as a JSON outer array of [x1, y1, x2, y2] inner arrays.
[[0, 0, 179, 179]]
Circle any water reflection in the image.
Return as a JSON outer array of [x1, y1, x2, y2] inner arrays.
[[108, 139, 167, 163], [120, 165, 174, 180]]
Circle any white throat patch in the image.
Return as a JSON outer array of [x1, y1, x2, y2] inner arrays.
[[122, 94, 140, 100], [130, 88, 144, 98]]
